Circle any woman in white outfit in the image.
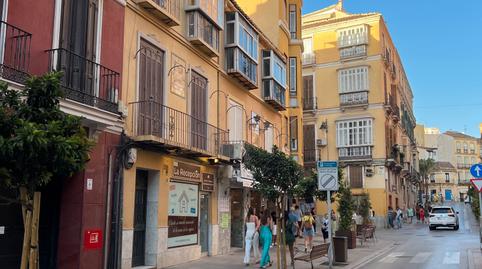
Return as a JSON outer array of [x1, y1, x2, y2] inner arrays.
[[244, 207, 260, 266]]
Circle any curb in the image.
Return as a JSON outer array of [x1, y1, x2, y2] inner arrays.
[[468, 249, 474, 269], [342, 242, 397, 269]]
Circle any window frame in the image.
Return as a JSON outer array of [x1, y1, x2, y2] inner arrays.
[[289, 4, 297, 39], [338, 66, 369, 93], [336, 118, 373, 147], [289, 57, 297, 96]]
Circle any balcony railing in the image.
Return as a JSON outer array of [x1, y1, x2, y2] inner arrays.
[[134, 0, 181, 26], [340, 91, 368, 107], [303, 148, 317, 164], [47, 48, 120, 114], [458, 179, 471, 185], [388, 95, 400, 120], [457, 163, 471, 169], [302, 52, 315, 66], [338, 146, 372, 160], [303, 97, 317, 111], [338, 33, 368, 48], [262, 79, 286, 111], [339, 45, 367, 60], [0, 21, 31, 84], [130, 100, 228, 158]]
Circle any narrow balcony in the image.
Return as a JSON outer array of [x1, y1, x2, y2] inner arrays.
[[458, 179, 471, 185], [340, 91, 368, 108], [339, 44, 367, 60], [46, 48, 120, 114], [303, 97, 317, 111], [262, 79, 286, 111], [226, 47, 257, 90], [457, 163, 471, 169], [134, 0, 181, 26], [0, 21, 31, 84], [338, 33, 368, 48], [302, 52, 315, 66], [338, 146, 372, 161], [130, 100, 228, 158], [186, 10, 219, 57]]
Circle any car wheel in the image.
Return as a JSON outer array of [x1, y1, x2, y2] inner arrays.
[[454, 225, 459, 231], [429, 226, 435, 231]]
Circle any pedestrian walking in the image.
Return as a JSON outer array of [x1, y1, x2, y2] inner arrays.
[[270, 211, 277, 247], [321, 214, 329, 243], [419, 207, 425, 224], [244, 207, 260, 266], [387, 207, 394, 228], [294, 205, 303, 238], [259, 211, 273, 269], [407, 207, 414, 224], [396, 207, 403, 229], [310, 207, 317, 234], [285, 209, 298, 266], [415, 204, 420, 222], [302, 211, 315, 252]]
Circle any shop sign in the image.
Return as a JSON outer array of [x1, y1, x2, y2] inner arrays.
[[83, 229, 102, 250], [168, 182, 198, 248], [201, 173, 215, 192], [173, 162, 201, 182]]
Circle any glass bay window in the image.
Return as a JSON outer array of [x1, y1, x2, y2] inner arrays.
[[262, 50, 287, 110]]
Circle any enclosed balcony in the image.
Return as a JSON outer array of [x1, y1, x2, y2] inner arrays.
[[263, 79, 286, 111], [226, 47, 257, 89], [134, 0, 181, 26], [338, 146, 372, 161], [130, 100, 228, 158], [47, 48, 120, 114], [303, 97, 317, 111], [340, 91, 368, 108], [0, 21, 31, 84], [302, 52, 315, 66], [186, 10, 219, 57]]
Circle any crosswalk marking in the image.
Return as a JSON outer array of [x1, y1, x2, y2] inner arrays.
[[378, 252, 405, 263], [409, 252, 431, 264], [442, 252, 460, 264]]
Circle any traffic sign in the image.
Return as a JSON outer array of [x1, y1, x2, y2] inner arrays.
[[317, 161, 339, 191], [470, 164, 482, 178], [471, 179, 482, 192]]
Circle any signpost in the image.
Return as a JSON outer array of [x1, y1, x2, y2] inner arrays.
[[470, 163, 482, 250], [317, 161, 338, 269]]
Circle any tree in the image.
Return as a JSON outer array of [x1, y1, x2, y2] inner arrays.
[[337, 174, 355, 231], [294, 169, 342, 203], [0, 72, 92, 269], [419, 158, 436, 204], [243, 144, 304, 269], [357, 193, 371, 225]]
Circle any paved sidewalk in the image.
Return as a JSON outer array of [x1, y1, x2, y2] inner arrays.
[[166, 230, 396, 269], [468, 248, 482, 269]]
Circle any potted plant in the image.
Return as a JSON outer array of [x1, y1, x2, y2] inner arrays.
[[358, 193, 372, 226], [335, 182, 356, 249]]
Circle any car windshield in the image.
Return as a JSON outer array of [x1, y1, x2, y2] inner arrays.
[[431, 208, 452, 214]]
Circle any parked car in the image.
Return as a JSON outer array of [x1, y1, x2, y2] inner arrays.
[[428, 206, 459, 231]]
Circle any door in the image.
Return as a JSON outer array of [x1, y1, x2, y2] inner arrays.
[[303, 125, 316, 164], [59, 0, 98, 102], [303, 75, 314, 109], [199, 193, 210, 253], [138, 39, 164, 137], [230, 189, 244, 248], [132, 170, 148, 267], [445, 189, 452, 201], [191, 71, 208, 150]]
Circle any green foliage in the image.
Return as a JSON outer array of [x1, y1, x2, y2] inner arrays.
[[357, 193, 371, 224], [419, 158, 436, 180], [0, 72, 93, 195], [243, 144, 303, 201], [337, 169, 354, 231], [468, 186, 480, 219], [294, 169, 341, 202]]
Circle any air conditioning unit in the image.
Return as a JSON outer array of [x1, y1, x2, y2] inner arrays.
[[365, 167, 374, 177], [316, 139, 327, 147], [221, 143, 244, 160]]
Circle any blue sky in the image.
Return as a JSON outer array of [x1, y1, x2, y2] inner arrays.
[[302, 0, 482, 137]]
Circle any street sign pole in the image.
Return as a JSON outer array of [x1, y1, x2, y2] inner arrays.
[[327, 190, 333, 269], [469, 174, 482, 250], [479, 191, 482, 250]]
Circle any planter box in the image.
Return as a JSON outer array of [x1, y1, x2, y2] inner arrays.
[[336, 230, 356, 249]]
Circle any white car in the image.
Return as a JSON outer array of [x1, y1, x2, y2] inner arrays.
[[429, 206, 459, 230]]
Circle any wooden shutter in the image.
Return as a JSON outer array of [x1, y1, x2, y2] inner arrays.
[[303, 75, 313, 108], [290, 116, 298, 150], [303, 125, 316, 163], [191, 71, 208, 150], [349, 166, 363, 188]]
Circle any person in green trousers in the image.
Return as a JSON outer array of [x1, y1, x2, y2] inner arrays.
[[259, 211, 273, 268]]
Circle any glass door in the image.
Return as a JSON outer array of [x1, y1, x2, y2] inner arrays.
[[199, 193, 209, 253]]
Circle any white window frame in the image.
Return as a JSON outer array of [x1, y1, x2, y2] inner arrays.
[[289, 57, 296, 96], [336, 118, 373, 147], [228, 99, 244, 141], [338, 66, 369, 93], [337, 24, 368, 48], [264, 124, 274, 153], [289, 4, 297, 39], [262, 50, 286, 88]]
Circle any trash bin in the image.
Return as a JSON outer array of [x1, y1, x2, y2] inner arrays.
[[333, 236, 348, 262]]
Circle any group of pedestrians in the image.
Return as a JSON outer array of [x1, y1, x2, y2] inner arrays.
[[244, 205, 336, 268], [387, 204, 431, 229]]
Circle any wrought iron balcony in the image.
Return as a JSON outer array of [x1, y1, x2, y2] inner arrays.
[[302, 52, 315, 66], [0, 21, 31, 84], [262, 79, 286, 111], [46, 48, 120, 114], [338, 146, 372, 161], [340, 91, 368, 107], [130, 100, 228, 158], [134, 0, 181, 26], [339, 44, 367, 60], [303, 97, 317, 111], [457, 163, 471, 169]]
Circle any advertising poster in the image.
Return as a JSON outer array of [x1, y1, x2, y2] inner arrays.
[[168, 182, 199, 248]]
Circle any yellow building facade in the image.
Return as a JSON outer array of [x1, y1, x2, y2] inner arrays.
[[120, 0, 303, 267], [301, 2, 418, 226], [427, 162, 458, 203]]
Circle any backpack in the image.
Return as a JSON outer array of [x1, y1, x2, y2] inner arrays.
[[303, 216, 313, 229]]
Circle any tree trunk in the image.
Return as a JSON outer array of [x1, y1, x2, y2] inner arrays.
[[280, 195, 287, 269], [20, 208, 32, 269], [276, 200, 281, 269], [29, 192, 41, 269]]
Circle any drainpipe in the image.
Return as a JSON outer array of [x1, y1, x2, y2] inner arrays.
[[103, 151, 114, 269]]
